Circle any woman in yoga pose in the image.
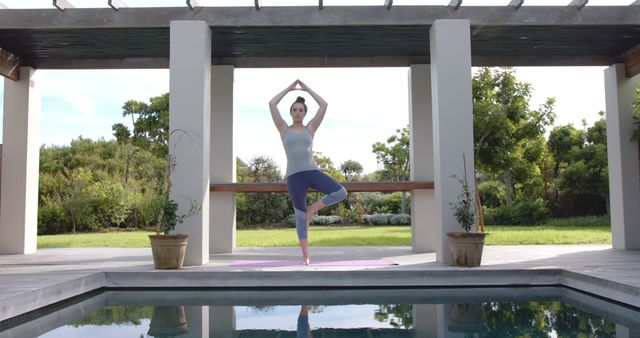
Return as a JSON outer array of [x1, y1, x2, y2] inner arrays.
[[269, 79, 347, 265]]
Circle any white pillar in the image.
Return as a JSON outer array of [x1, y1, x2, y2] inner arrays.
[[413, 304, 438, 337], [409, 64, 436, 253], [429, 20, 475, 265], [210, 65, 236, 254], [183, 306, 209, 338], [169, 21, 211, 265], [604, 64, 640, 250], [616, 324, 640, 338], [0, 67, 40, 255], [210, 306, 236, 338]]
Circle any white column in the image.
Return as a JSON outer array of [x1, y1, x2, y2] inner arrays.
[[429, 20, 475, 265], [616, 324, 640, 338], [169, 21, 211, 265], [413, 304, 438, 337], [0, 67, 40, 255], [409, 64, 436, 253], [210, 65, 236, 254], [183, 306, 209, 338], [210, 306, 236, 338], [604, 64, 640, 250]]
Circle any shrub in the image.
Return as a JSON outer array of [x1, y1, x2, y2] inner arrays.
[[389, 213, 411, 225], [132, 191, 163, 228], [337, 192, 369, 223], [363, 213, 393, 225], [86, 180, 134, 228], [484, 199, 550, 225], [285, 214, 343, 226], [478, 180, 504, 208], [38, 203, 71, 234], [378, 192, 403, 214], [359, 192, 385, 213], [236, 192, 290, 227], [312, 215, 343, 225]]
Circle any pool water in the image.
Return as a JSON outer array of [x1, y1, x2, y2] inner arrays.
[[1, 287, 639, 337]]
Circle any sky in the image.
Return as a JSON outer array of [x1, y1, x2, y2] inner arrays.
[[0, 0, 631, 174]]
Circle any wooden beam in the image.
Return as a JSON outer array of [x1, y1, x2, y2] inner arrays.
[[53, 0, 75, 11], [210, 181, 434, 193], [448, 0, 462, 10], [0, 48, 20, 81], [508, 0, 524, 9], [186, 0, 198, 11], [568, 0, 588, 9], [384, 0, 392, 9], [622, 43, 640, 78], [108, 0, 127, 11]]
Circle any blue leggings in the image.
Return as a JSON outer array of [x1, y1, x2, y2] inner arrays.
[[287, 170, 347, 240]]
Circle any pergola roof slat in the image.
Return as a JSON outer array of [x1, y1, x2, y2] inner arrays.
[[0, 6, 638, 72]]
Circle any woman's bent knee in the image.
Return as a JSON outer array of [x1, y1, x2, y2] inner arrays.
[[323, 186, 347, 206]]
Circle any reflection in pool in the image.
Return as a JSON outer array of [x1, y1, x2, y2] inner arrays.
[[1, 287, 638, 337]]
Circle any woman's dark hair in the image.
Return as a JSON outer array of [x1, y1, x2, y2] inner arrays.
[[290, 96, 308, 113]]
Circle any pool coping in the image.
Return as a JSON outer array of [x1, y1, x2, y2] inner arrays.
[[1, 245, 639, 324], [1, 267, 638, 324]]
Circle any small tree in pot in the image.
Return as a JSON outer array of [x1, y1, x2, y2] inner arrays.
[[447, 153, 487, 267], [149, 130, 200, 269]]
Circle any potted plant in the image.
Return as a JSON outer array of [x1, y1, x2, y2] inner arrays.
[[448, 303, 489, 335], [631, 100, 640, 159], [149, 130, 200, 269], [447, 153, 487, 267], [148, 305, 189, 337]]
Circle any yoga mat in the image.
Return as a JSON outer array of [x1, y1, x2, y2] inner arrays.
[[230, 259, 398, 267]]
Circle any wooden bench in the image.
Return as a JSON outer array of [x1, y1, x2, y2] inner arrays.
[[210, 181, 434, 192]]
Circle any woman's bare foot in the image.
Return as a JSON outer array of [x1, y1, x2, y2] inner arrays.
[[302, 257, 310, 265], [305, 205, 318, 229]]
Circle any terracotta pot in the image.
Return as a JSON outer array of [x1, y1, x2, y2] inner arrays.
[[149, 234, 189, 269], [448, 303, 489, 334], [446, 232, 487, 267], [148, 306, 189, 337]]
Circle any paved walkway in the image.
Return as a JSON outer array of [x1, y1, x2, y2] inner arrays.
[[0, 245, 639, 323]]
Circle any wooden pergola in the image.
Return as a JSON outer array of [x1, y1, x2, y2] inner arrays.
[[1, 2, 639, 265]]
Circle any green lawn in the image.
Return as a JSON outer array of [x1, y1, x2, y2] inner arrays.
[[38, 218, 611, 248]]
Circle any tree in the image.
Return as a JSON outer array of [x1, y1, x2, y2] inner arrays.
[[313, 152, 344, 181], [372, 126, 410, 213], [340, 160, 363, 181], [112, 93, 169, 158], [472, 68, 555, 229], [236, 155, 289, 226], [555, 116, 609, 217], [38, 138, 165, 233]]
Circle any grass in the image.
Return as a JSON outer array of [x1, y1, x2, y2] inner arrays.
[[38, 231, 156, 248], [37, 217, 611, 248]]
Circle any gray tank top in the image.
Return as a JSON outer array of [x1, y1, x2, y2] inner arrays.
[[283, 126, 318, 177]]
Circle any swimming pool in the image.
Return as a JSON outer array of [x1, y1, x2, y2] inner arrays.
[[1, 287, 639, 337]]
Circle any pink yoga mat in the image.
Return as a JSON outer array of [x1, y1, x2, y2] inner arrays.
[[230, 259, 397, 267]]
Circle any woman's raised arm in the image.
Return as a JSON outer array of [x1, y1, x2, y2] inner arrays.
[[298, 80, 327, 136], [269, 80, 299, 140]]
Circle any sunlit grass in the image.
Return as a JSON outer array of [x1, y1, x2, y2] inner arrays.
[[37, 217, 611, 248]]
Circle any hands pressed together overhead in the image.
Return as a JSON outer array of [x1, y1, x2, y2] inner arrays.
[[288, 79, 309, 92]]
